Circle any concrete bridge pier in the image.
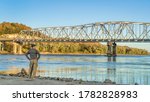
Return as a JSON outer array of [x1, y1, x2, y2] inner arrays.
[[112, 42, 117, 56], [107, 41, 117, 57], [107, 41, 112, 56], [13, 42, 23, 54], [18, 44, 22, 54], [0, 42, 4, 51], [13, 42, 17, 54]]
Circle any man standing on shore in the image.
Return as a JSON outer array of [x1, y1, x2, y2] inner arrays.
[[25, 44, 40, 80]]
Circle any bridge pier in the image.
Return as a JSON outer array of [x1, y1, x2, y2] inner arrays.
[[107, 41, 117, 57], [112, 42, 117, 56], [107, 41, 112, 56], [18, 44, 22, 54], [0, 42, 4, 51], [13, 42, 17, 54], [13, 42, 22, 54]]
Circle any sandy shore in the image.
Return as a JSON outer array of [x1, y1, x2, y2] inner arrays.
[[0, 75, 116, 85], [0, 75, 76, 85]]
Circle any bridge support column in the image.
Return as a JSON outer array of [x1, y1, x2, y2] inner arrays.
[[13, 42, 23, 54], [13, 42, 17, 54], [112, 42, 117, 56], [18, 44, 22, 54], [0, 42, 5, 51], [0, 42, 2, 51], [107, 41, 112, 56], [107, 41, 117, 57]]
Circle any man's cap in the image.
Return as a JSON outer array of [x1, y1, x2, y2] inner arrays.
[[31, 44, 36, 47]]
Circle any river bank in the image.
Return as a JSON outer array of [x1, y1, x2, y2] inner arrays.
[[0, 52, 149, 56], [0, 68, 116, 85], [0, 74, 117, 85]]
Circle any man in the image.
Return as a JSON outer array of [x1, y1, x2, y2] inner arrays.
[[25, 44, 40, 80]]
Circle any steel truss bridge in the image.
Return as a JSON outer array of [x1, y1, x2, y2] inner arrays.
[[1, 21, 150, 42]]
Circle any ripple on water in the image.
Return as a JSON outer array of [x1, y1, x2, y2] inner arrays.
[[0, 55, 150, 85]]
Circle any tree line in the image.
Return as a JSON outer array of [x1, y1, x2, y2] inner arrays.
[[0, 22, 31, 34], [3, 42, 148, 55]]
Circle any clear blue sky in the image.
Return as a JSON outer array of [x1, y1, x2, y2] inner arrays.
[[0, 0, 150, 51], [0, 0, 150, 28]]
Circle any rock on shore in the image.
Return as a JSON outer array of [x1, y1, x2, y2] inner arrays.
[[0, 68, 117, 85]]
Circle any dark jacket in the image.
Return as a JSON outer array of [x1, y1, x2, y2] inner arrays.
[[25, 48, 40, 60]]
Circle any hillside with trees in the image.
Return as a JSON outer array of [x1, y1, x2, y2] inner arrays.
[[2, 42, 148, 55], [34, 42, 149, 55], [0, 22, 31, 34]]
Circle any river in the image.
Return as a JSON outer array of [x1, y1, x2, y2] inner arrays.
[[0, 55, 150, 85]]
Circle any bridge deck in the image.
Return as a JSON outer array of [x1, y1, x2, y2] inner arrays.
[[1, 39, 150, 42]]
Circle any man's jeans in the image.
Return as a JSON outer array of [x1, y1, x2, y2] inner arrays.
[[29, 59, 38, 79]]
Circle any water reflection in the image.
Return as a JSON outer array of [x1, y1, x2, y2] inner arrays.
[[38, 55, 150, 85], [107, 56, 116, 82]]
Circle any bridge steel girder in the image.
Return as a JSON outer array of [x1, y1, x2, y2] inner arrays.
[[14, 21, 150, 42]]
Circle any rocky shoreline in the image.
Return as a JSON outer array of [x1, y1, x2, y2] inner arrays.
[[0, 75, 117, 85], [0, 69, 117, 85]]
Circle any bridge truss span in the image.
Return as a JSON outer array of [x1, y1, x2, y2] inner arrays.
[[17, 21, 150, 42]]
